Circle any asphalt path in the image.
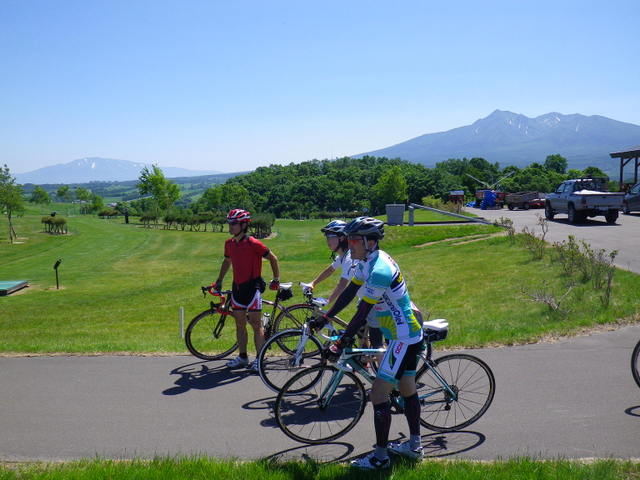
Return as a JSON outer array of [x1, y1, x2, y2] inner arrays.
[[2, 324, 639, 463], [469, 206, 640, 274]]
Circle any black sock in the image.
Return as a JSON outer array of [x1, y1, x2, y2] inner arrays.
[[239, 352, 248, 359], [403, 393, 421, 437], [373, 401, 391, 449]]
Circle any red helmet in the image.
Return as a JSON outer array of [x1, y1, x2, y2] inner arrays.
[[227, 208, 251, 223]]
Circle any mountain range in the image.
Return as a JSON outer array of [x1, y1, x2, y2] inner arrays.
[[15, 157, 221, 184], [13, 110, 640, 184], [356, 110, 640, 175]]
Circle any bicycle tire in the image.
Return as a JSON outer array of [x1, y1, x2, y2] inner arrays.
[[275, 365, 367, 444], [184, 309, 238, 361], [258, 329, 325, 393], [416, 353, 495, 432], [632, 339, 640, 388]]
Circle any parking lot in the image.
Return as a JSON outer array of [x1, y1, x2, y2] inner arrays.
[[467, 207, 640, 274]]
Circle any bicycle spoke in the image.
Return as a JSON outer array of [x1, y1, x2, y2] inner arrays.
[[275, 366, 366, 444], [417, 354, 495, 432]]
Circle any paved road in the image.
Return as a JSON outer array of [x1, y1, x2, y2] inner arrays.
[[470, 207, 640, 274], [2, 325, 639, 463]]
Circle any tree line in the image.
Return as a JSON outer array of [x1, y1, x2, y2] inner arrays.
[[0, 154, 610, 243]]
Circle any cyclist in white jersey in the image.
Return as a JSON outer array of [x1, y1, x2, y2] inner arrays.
[[311, 216, 425, 469], [303, 220, 354, 306]]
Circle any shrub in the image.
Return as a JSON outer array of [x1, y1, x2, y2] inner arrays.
[[41, 216, 68, 234], [250, 213, 276, 238], [420, 196, 462, 214], [98, 209, 118, 219]]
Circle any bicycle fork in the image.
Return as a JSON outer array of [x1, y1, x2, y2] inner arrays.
[[318, 369, 345, 410], [420, 359, 459, 409], [290, 328, 311, 368]]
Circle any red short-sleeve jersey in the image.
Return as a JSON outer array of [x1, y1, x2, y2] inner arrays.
[[224, 235, 270, 285]]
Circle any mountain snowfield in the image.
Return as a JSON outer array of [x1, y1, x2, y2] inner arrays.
[[15, 157, 220, 184]]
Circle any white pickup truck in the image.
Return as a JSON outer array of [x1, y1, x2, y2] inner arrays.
[[545, 178, 624, 224]]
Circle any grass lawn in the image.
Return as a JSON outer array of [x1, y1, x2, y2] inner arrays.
[[1, 209, 638, 354], [403, 207, 475, 223], [1, 457, 638, 480]]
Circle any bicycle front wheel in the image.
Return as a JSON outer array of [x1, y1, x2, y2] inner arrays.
[[632, 340, 640, 388], [275, 365, 367, 444], [185, 310, 238, 361], [258, 329, 324, 393], [416, 353, 495, 432]]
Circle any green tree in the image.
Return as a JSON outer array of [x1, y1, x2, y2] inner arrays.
[[371, 166, 408, 213], [56, 185, 71, 202], [544, 154, 568, 174], [137, 165, 181, 213], [219, 183, 254, 212], [582, 166, 607, 179], [0, 165, 25, 243], [90, 193, 105, 213], [194, 185, 223, 212], [30, 186, 51, 205], [75, 186, 92, 202]]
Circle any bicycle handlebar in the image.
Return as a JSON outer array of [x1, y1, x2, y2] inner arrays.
[[201, 285, 232, 298]]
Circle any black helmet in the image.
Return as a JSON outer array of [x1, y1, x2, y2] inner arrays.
[[344, 216, 385, 239], [321, 220, 347, 235]]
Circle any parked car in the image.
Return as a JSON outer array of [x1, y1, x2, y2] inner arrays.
[[623, 182, 640, 214], [545, 178, 624, 224]]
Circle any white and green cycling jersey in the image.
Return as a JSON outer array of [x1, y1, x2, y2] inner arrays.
[[351, 249, 423, 343]]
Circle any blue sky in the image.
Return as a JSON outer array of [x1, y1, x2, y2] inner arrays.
[[2, 0, 639, 174]]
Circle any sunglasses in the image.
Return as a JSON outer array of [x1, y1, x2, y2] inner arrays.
[[325, 234, 339, 238], [347, 235, 364, 243]]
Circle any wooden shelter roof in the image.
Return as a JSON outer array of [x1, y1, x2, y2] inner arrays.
[[610, 146, 640, 159]]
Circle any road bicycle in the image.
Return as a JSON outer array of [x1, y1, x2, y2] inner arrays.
[[257, 284, 348, 393], [632, 338, 640, 388], [185, 282, 310, 360], [274, 319, 496, 444]]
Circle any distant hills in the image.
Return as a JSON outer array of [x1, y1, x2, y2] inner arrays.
[[15, 157, 222, 184], [356, 110, 640, 175]]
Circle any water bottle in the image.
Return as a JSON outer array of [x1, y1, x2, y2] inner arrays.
[[261, 312, 270, 327]]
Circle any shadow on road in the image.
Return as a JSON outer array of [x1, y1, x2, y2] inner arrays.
[[421, 430, 486, 457], [547, 218, 619, 227], [264, 442, 355, 464], [263, 430, 486, 465], [163, 359, 251, 395], [624, 405, 640, 418], [243, 396, 276, 411]]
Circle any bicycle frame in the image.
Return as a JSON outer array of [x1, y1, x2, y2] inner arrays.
[[202, 286, 291, 341], [318, 346, 459, 410]]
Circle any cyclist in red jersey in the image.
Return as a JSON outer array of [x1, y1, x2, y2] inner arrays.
[[212, 209, 280, 372]]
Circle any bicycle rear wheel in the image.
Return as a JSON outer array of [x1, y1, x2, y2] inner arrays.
[[258, 329, 324, 393], [185, 310, 238, 361], [275, 365, 367, 444], [416, 353, 495, 432], [632, 340, 640, 388]]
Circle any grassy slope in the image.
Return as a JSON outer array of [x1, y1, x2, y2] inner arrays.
[[1, 211, 638, 354], [1, 458, 638, 480]]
